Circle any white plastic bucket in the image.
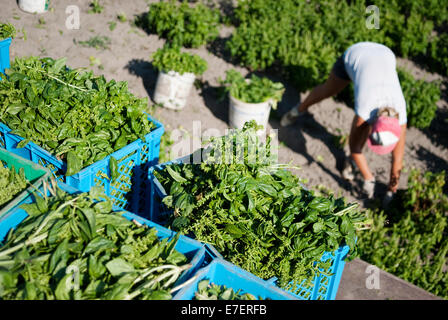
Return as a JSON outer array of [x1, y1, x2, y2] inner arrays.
[[228, 94, 273, 132], [153, 70, 196, 110], [18, 0, 49, 13]]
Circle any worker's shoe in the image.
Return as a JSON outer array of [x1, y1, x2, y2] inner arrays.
[[362, 178, 376, 199], [382, 190, 394, 208], [342, 158, 356, 181], [280, 107, 304, 127]]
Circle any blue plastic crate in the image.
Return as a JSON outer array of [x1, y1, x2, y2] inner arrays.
[[0, 181, 212, 294], [148, 157, 352, 300], [265, 245, 351, 300], [0, 38, 11, 77], [172, 258, 299, 300], [0, 115, 164, 215], [0, 148, 51, 219]]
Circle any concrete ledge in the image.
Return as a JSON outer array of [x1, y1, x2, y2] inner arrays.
[[336, 258, 442, 300]]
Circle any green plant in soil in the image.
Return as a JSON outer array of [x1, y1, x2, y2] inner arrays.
[[0, 23, 16, 41], [88, 0, 104, 14], [358, 169, 448, 299], [117, 12, 127, 23], [397, 68, 441, 130], [77, 35, 112, 51], [0, 164, 27, 209], [151, 45, 208, 76], [145, 0, 220, 48], [0, 56, 155, 176], [428, 33, 448, 76], [228, 0, 448, 79], [0, 183, 192, 300], [154, 121, 370, 293], [219, 69, 285, 109], [108, 21, 117, 31], [194, 279, 260, 300]]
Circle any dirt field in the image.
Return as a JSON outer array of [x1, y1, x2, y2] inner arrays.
[[2, 0, 447, 206]]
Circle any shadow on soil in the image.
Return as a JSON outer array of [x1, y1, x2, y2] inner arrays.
[[421, 82, 448, 151], [125, 59, 158, 102], [200, 80, 229, 124], [206, 36, 234, 65], [133, 12, 151, 36], [271, 112, 354, 193]]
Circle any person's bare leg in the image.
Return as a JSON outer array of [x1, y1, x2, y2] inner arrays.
[[349, 115, 374, 181], [298, 71, 351, 113]]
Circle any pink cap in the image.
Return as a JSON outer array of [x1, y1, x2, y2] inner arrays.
[[367, 116, 402, 155]]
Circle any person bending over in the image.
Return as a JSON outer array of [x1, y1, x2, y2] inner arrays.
[[281, 42, 407, 205]]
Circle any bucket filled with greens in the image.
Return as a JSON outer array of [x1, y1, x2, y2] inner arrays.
[[220, 70, 284, 133], [0, 23, 16, 76], [151, 45, 208, 110]]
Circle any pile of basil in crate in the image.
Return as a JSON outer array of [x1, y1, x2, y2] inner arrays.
[[150, 121, 371, 300], [0, 55, 164, 214]]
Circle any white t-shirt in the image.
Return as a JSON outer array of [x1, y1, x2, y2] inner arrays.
[[343, 42, 407, 125]]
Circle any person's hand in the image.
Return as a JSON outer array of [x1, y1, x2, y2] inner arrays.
[[280, 107, 303, 127], [388, 174, 400, 193], [362, 178, 376, 199], [382, 190, 394, 208]]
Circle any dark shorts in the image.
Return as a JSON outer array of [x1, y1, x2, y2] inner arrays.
[[332, 54, 351, 81]]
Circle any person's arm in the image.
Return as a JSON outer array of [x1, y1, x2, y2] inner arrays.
[[349, 115, 374, 181], [389, 124, 407, 192]]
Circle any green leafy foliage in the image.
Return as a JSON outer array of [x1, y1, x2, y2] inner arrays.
[[0, 164, 27, 209], [397, 68, 441, 129], [0, 184, 191, 300], [77, 36, 111, 50], [219, 69, 284, 108], [227, 0, 446, 93], [154, 121, 369, 293], [428, 33, 448, 76], [0, 56, 155, 176], [0, 23, 16, 41], [151, 45, 208, 76], [227, 0, 388, 85], [194, 279, 259, 300], [358, 169, 448, 299], [88, 0, 104, 14], [145, 0, 220, 48], [117, 12, 127, 23]]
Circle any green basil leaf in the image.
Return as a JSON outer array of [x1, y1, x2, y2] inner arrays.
[[105, 258, 135, 277], [166, 166, 188, 183], [84, 237, 116, 255], [16, 139, 30, 149], [109, 156, 119, 181], [66, 151, 83, 176]]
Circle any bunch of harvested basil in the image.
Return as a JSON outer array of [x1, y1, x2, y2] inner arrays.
[[194, 279, 259, 300], [0, 164, 27, 209], [0, 56, 155, 176], [0, 23, 16, 41], [0, 184, 192, 300], [154, 121, 370, 292]]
